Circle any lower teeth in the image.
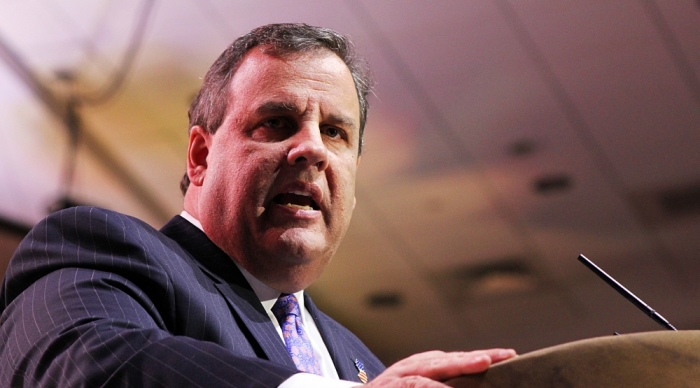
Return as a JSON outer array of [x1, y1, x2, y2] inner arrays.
[[285, 203, 313, 210]]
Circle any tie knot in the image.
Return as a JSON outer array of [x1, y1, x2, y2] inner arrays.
[[272, 293, 301, 322]]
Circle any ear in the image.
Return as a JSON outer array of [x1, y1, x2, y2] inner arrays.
[[187, 125, 211, 187]]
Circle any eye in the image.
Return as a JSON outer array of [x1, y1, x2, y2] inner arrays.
[[322, 126, 343, 139], [262, 117, 292, 130], [251, 117, 296, 142]]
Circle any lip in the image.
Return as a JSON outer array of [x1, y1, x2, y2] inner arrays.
[[267, 181, 324, 216]]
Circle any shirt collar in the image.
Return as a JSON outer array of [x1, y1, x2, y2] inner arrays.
[[179, 210, 307, 316]]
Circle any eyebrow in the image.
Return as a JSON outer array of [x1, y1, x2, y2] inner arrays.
[[257, 101, 297, 114], [256, 100, 358, 130]]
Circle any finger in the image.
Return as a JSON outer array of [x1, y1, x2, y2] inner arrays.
[[427, 352, 492, 378], [470, 348, 517, 364], [367, 375, 454, 388], [389, 351, 492, 381]]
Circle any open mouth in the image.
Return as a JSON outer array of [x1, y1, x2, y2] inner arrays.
[[273, 192, 319, 211]]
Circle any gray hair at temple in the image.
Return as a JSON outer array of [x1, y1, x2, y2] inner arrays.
[[180, 23, 373, 195]]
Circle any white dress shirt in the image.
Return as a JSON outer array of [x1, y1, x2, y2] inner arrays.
[[179, 211, 360, 388]]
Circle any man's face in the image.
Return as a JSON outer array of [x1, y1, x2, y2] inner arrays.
[[188, 49, 361, 293]]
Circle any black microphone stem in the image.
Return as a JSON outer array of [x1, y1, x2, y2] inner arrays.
[[578, 254, 677, 331]]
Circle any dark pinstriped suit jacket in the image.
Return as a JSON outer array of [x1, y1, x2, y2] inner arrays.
[[0, 206, 384, 387]]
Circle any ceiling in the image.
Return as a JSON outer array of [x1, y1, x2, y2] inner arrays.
[[1, 0, 700, 365]]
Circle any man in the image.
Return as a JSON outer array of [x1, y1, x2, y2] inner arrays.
[[0, 24, 515, 387]]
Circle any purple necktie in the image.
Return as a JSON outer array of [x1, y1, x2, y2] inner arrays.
[[271, 294, 322, 375]]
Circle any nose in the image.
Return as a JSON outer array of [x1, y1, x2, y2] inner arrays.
[[286, 124, 329, 171]]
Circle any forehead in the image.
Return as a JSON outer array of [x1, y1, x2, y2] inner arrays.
[[226, 49, 361, 125]]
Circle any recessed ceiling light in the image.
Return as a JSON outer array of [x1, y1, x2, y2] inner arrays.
[[533, 173, 573, 195], [629, 181, 700, 224], [431, 257, 539, 301], [366, 291, 403, 309], [659, 183, 700, 216], [470, 271, 537, 296], [507, 139, 537, 158]]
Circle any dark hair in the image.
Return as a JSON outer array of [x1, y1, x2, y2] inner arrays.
[[180, 23, 372, 194]]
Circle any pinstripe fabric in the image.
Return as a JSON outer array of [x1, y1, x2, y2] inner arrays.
[[0, 207, 384, 387], [304, 295, 384, 382]]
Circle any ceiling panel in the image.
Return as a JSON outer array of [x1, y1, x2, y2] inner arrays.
[[656, 1, 700, 74], [511, 0, 700, 189]]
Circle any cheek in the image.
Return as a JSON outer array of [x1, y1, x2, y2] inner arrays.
[[330, 164, 358, 216], [211, 147, 283, 209], [203, 154, 251, 212]]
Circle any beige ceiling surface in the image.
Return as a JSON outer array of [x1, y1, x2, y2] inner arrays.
[[1, 0, 699, 364]]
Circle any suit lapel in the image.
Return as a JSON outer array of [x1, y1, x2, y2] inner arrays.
[[160, 216, 296, 370], [210, 281, 295, 369], [304, 294, 362, 382]]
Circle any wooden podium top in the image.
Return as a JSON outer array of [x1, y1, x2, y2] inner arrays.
[[446, 330, 700, 388]]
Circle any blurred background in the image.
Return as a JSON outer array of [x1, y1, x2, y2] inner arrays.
[[1, 0, 699, 364]]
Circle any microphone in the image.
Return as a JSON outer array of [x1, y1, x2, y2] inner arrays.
[[578, 254, 677, 331]]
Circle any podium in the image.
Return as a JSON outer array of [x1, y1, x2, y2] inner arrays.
[[446, 331, 700, 388]]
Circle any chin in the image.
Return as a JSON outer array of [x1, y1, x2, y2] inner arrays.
[[259, 235, 333, 293], [273, 230, 329, 262]]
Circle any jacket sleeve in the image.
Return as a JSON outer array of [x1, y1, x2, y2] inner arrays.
[[0, 207, 298, 388]]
